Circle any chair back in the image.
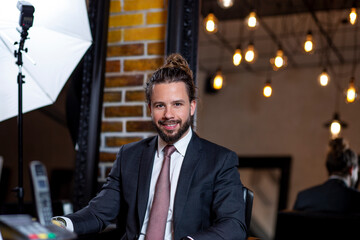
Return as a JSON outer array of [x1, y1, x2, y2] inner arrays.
[[243, 186, 254, 234]]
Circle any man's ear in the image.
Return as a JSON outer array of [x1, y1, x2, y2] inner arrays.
[[190, 100, 197, 116], [349, 166, 354, 176]]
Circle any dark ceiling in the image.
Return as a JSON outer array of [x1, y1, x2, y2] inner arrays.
[[198, 0, 360, 76], [201, 0, 356, 20]]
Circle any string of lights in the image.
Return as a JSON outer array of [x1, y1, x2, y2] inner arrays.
[[202, 0, 359, 137]]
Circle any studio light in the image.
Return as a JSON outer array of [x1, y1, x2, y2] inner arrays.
[[217, 0, 234, 9], [318, 69, 330, 86], [349, 7, 357, 25], [245, 42, 256, 63], [233, 47, 242, 66], [304, 31, 314, 53], [263, 79, 272, 98], [346, 77, 357, 103], [204, 13, 218, 33]]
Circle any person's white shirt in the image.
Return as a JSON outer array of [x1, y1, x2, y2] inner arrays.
[[53, 128, 193, 240], [139, 128, 192, 240]]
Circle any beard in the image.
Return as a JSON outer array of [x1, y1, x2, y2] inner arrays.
[[153, 115, 192, 144]]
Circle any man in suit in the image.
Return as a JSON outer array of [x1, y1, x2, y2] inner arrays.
[[54, 53, 247, 240], [293, 138, 360, 213]]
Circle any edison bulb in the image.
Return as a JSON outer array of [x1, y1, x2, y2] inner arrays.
[[330, 120, 341, 136], [349, 8, 357, 25], [274, 55, 284, 68], [263, 84, 272, 97], [213, 71, 223, 90], [247, 12, 257, 28], [318, 70, 329, 86], [218, 0, 234, 9], [304, 40, 313, 52], [204, 13, 218, 33], [233, 49, 242, 66], [304, 32, 314, 52], [245, 44, 255, 63], [346, 81, 357, 103]]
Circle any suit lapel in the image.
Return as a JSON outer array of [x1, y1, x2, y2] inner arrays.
[[173, 133, 202, 232], [137, 136, 157, 228]]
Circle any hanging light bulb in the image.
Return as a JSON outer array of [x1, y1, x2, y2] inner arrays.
[[270, 48, 287, 70], [346, 77, 357, 103], [324, 113, 348, 139], [233, 47, 242, 66], [245, 42, 256, 63], [304, 30, 314, 53], [246, 11, 258, 29], [212, 69, 224, 90], [204, 13, 218, 33], [349, 7, 357, 25], [217, 0, 234, 9], [274, 50, 284, 68], [263, 79, 272, 97], [318, 68, 330, 86], [330, 120, 341, 137]]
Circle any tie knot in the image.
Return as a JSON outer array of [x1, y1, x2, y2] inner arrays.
[[163, 145, 176, 158]]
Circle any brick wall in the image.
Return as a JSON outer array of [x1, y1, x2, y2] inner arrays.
[[99, 0, 168, 181]]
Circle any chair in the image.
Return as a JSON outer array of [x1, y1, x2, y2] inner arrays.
[[274, 210, 360, 240], [243, 186, 254, 235]]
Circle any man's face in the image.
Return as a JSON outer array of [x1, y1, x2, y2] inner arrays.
[[149, 82, 196, 144]]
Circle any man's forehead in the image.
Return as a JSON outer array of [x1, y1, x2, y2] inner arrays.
[[150, 82, 190, 102]]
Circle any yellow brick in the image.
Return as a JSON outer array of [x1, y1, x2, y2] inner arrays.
[[148, 42, 164, 55], [147, 11, 167, 24], [124, 26, 165, 41], [110, 0, 121, 13], [108, 29, 122, 43], [124, 0, 164, 11], [109, 13, 144, 28], [124, 58, 164, 71]]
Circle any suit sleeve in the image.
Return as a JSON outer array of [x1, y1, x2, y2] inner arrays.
[[65, 146, 124, 235], [191, 151, 247, 240]]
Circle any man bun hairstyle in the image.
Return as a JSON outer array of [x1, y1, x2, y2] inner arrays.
[[145, 53, 196, 104], [326, 138, 357, 176]]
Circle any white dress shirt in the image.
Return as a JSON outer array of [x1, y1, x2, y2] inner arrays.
[[139, 128, 192, 240]]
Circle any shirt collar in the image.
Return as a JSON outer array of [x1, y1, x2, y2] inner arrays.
[[157, 128, 193, 157]]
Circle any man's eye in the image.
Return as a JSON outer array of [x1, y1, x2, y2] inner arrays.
[[155, 104, 164, 108], [174, 103, 182, 106]]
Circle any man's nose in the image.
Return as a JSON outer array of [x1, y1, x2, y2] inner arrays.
[[164, 106, 174, 119]]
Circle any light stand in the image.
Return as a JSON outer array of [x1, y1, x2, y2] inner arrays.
[[13, 0, 34, 213]]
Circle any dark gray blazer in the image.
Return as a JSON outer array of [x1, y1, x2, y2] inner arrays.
[[293, 178, 360, 214], [67, 133, 247, 240]]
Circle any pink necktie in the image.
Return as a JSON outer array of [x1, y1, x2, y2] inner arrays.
[[146, 145, 176, 240]]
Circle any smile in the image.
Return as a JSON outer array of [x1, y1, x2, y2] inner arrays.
[[163, 123, 178, 130]]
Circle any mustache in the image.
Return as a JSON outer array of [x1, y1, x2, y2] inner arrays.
[[158, 120, 181, 125]]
